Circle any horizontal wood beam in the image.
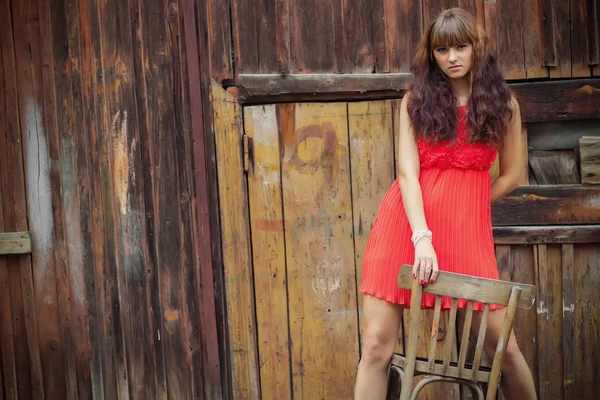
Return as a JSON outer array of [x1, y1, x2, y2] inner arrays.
[[236, 75, 600, 123], [0, 232, 31, 255], [493, 225, 600, 244], [491, 185, 600, 226], [510, 79, 600, 122], [237, 73, 411, 101]]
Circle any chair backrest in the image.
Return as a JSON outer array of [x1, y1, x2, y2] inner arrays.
[[396, 264, 536, 400]]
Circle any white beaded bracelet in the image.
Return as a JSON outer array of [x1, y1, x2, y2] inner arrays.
[[411, 229, 432, 246]]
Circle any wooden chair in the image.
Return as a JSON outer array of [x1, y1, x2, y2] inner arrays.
[[389, 265, 535, 400]]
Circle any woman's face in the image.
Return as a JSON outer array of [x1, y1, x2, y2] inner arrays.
[[432, 43, 473, 80]]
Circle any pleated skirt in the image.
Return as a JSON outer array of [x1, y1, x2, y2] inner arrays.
[[359, 168, 503, 311]]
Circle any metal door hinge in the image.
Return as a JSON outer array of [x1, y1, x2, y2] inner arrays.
[[242, 134, 252, 173]]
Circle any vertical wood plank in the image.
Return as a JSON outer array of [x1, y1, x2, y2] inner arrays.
[[587, 0, 600, 75], [561, 244, 575, 400], [289, 0, 335, 72], [574, 244, 600, 399], [522, 0, 550, 78], [549, 0, 572, 77], [571, 0, 592, 77], [275, 0, 291, 74], [546, 245, 565, 399], [333, 0, 375, 73], [256, 0, 278, 73], [484, 0, 498, 59], [511, 245, 539, 391], [213, 82, 260, 400], [539, 0, 557, 68], [348, 101, 395, 349], [0, 36, 20, 399], [206, 0, 233, 80], [140, 0, 195, 397], [281, 102, 359, 399], [230, 0, 259, 75], [383, 0, 423, 73], [372, 0, 389, 72], [535, 244, 551, 400], [496, 0, 527, 79], [244, 104, 292, 400]]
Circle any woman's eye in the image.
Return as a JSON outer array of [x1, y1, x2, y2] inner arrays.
[[457, 44, 467, 49], [436, 47, 447, 53]]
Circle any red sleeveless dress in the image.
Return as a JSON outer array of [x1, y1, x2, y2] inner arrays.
[[359, 105, 502, 310]]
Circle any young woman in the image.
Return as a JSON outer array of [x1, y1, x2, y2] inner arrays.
[[354, 8, 537, 400]]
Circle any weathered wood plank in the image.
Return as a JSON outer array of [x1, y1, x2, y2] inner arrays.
[[383, 0, 423, 73], [580, 136, 600, 184], [0, 35, 20, 399], [574, 245, 600, 399], [0, 232, 31, 255], [527, 120, 600, 151], [491, 185, 600, 226], [244, 104, 292, 400], [1, 0, 45, 397], [348, 100, 395, 347], [280, 102, 359, 399], [213, 82, 260, 399], [549, 0, 572, 78], [529, 150, 580, 184], [539, 0, 556, 67], [511, 79, 600, 122], [188, 0, 226, 397], [587, 0, 600, 68], [372, 0, 389, 72], [206, 0, 233, 80], [535, 244, 551, 400], [493, 225, 600, 244], [289, 0, 335, 72], [496, 0, 526, 78], [484, 0, 498, 59], [562, 244, 576, 400], [238, 73, 411, 100], [230, 0, 259, 75], [510, 245, 540, 392], [521, 0, 549, 78], [333, 0, 374, 73], [571, 0, 592, 77]]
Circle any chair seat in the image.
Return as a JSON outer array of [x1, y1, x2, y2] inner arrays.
[[391, 353, 492, 383]]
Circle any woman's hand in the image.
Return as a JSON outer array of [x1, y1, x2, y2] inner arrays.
[[412, 238, 439, 285]]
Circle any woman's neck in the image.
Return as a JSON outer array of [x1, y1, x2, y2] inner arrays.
[[450, 76, 470, 105]]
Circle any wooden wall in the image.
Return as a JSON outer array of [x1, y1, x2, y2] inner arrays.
[[0, 0, 220, 398], [207, 0, 600, 80], [213, 77, 600, 399]]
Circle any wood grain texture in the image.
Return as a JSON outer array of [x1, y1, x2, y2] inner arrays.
[[289, 0, 335, 72], [0, 232, 31, 255], [244, 104, 292, 400], [574, 245, 600, 399], [529, 150, 581, 184], [213, 82, 261, 399], [496, 0, 526, 78], [1, 0, 45, 397], [206, 0, 233, 80], [562, 244, 576, 400], [491, 185, 600, 225], [521, 0, 549, 78], [587, 0, 600, 68], [571, 0, 592, 77], [549, 0, 572, 77], [348, 101, 395, 347], [280, 102, 359, 399], [383, 0, 423, 73], [333, 0, 375, 73], [580, 136, 600, 184], [493, 225, 600, 244], [511, 79, 600, 122], [539, 0, 557, 67]]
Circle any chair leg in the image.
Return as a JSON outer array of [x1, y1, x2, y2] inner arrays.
[[406, 376, 485, 400], [386, 365, 404, 400]]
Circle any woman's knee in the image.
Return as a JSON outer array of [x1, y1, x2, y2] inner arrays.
[[360, 325, 398, 366]]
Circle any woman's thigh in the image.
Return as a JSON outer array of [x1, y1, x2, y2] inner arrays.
[[362, 295, 404, 346]]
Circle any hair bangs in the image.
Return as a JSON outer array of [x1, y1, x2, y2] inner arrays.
[[429, 16, 473, 50]]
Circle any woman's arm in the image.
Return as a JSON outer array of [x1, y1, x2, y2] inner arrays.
[[491, 97, 524, 202], [398, 95, 439, 284]]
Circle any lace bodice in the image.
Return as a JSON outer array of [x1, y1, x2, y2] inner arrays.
[[418, 106, 497, 171]]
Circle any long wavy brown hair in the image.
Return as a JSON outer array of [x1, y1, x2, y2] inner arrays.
[[407, 8, 513, 145]]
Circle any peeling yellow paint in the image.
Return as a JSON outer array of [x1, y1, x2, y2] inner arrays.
[[575, 85, 600, 95], [164, 309, 181, 322]]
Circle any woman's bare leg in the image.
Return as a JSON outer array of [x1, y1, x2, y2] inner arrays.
[[354, 295, 403, 400], [470, 308, 537, 400]]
